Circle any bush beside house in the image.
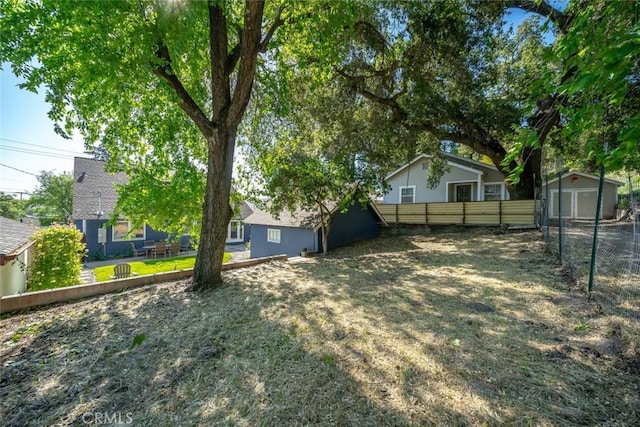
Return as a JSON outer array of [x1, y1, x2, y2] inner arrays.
[[28, 224, 85, 291]]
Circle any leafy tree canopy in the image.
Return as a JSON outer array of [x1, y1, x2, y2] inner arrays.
[[1, 0, 369, 288], [256, 0, 557, 199], [508, 0, 640, 175], [27, 170, 73, 225], [0, 192, 27, 220]]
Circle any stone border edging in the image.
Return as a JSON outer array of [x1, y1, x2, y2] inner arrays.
[[0, 255, 288, 314]]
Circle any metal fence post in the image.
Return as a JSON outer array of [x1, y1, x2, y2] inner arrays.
[[588, 163, 606, 296]]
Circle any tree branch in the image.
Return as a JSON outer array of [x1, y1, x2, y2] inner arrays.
[[507, 0, 572, 34], [227, 0, 265, 127], [337, 69, 517, 174], [258, 5, 285, 53], [226, 23, 243, 75], [209, 2, 231, 122], [153, 41, 214, 135]]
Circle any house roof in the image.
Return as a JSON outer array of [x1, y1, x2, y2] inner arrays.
[[547, 171, 624, 186], [73, 157, 128, 220], [385, 152, 497, 181], [0, 216, 36, 258], [238, 200, 255, 220], [244, 203, 337, 229], [245, 200, 386, 229]]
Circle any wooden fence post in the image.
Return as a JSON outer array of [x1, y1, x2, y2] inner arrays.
[[425, 203, 429, 224], [462, 202, 466, 225]]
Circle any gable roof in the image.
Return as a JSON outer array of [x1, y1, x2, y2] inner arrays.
[[0, 216, 36, 262], [385, 152, 497, 181], [244, 202, 338, 229], [72, 157, 127, 220], [245, 200, 386, 230], [547, 171, 624, 186]]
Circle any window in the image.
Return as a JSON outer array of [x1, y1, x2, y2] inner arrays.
[[267, 228, 281, 243], [399, 186, 415, 204], [484, 184, 502, 201], [112, 221, 145, 241], [228, 220, 243, 242]]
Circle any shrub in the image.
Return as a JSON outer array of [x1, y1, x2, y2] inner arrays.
[[28, 224, 86, 291]]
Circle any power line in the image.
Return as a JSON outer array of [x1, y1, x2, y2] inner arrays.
[[0, 163, 39, 176], [0, 137, 86, 155], [0, 145, 76, 160]]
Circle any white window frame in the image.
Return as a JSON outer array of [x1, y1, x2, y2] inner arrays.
[[399, 185, 416, 204], [227, 220, 244, 242], [112, 221, 146, 242], [483, 182, 504, 201], [267, 228, 281, 243]]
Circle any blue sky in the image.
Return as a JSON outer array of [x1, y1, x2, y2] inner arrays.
[[1, 66, 87, 196]]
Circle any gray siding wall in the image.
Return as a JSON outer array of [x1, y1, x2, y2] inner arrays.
[[249, 225, 317, 258], [323, 202, 379, 251], [384, 161, 481, 203], [546, 176, 619, 219]]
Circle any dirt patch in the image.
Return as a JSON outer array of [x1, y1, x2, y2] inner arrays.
[[1, 230, 638, 426]]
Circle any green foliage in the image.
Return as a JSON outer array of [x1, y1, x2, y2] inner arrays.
[[28, 224, 85, 291], [243, 74, 384, 253], [0, 0, 360, 286], [513, 0, 640, 173], [27, 171, 73, 225], [0, 192, 27, 220], [129, 333, 147, 350], [263, 1, 552, 198]]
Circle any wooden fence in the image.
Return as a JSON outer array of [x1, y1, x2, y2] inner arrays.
[[374, 200, 540, 226]]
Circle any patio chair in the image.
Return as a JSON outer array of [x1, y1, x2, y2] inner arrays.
[[110, 263, 138, 279], [130, 242, 145, 257], [168, 242, 180, 257], [152, 241, 167, 259]]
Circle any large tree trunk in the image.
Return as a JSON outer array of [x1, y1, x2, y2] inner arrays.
[[192, 128, 236, 290], [505, 146, 541, 200]]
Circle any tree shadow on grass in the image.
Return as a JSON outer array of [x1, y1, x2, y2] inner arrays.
[[3, 280, 417, 425], [1, 230, 638, 426], [284, 232, 639, 425]]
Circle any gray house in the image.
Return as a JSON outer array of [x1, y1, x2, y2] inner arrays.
[[545, 172, 623, 220], [383, 152, 510, 204], [245, 201, 382, 258], [73, 157, 251, 258]]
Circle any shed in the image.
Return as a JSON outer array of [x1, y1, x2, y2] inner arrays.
[[0, 216, 36, 296], [545, 172, 623, 220], [245, 201, 382, 258]]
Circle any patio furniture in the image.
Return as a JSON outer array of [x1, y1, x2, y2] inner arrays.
[[143, 240, 156, 258], [152, 241, 167, 259], [110, 263, 138, 279], [130, 242, 145, 257], [168, 242, 180, 257]]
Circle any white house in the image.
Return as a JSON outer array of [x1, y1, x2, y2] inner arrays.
[[383, 152, 510, 204], [0, 216, 36, 296]]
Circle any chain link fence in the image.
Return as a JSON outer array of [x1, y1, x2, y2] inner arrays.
[[541, 172, 640, 319]]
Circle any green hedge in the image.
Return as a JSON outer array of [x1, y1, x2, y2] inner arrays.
[[28, 224, 85, 291]]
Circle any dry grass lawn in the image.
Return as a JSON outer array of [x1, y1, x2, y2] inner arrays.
[[1, 229, 638, 426]]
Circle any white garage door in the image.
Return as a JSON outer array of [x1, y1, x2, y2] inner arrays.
[[575, 190, 598, 219]]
